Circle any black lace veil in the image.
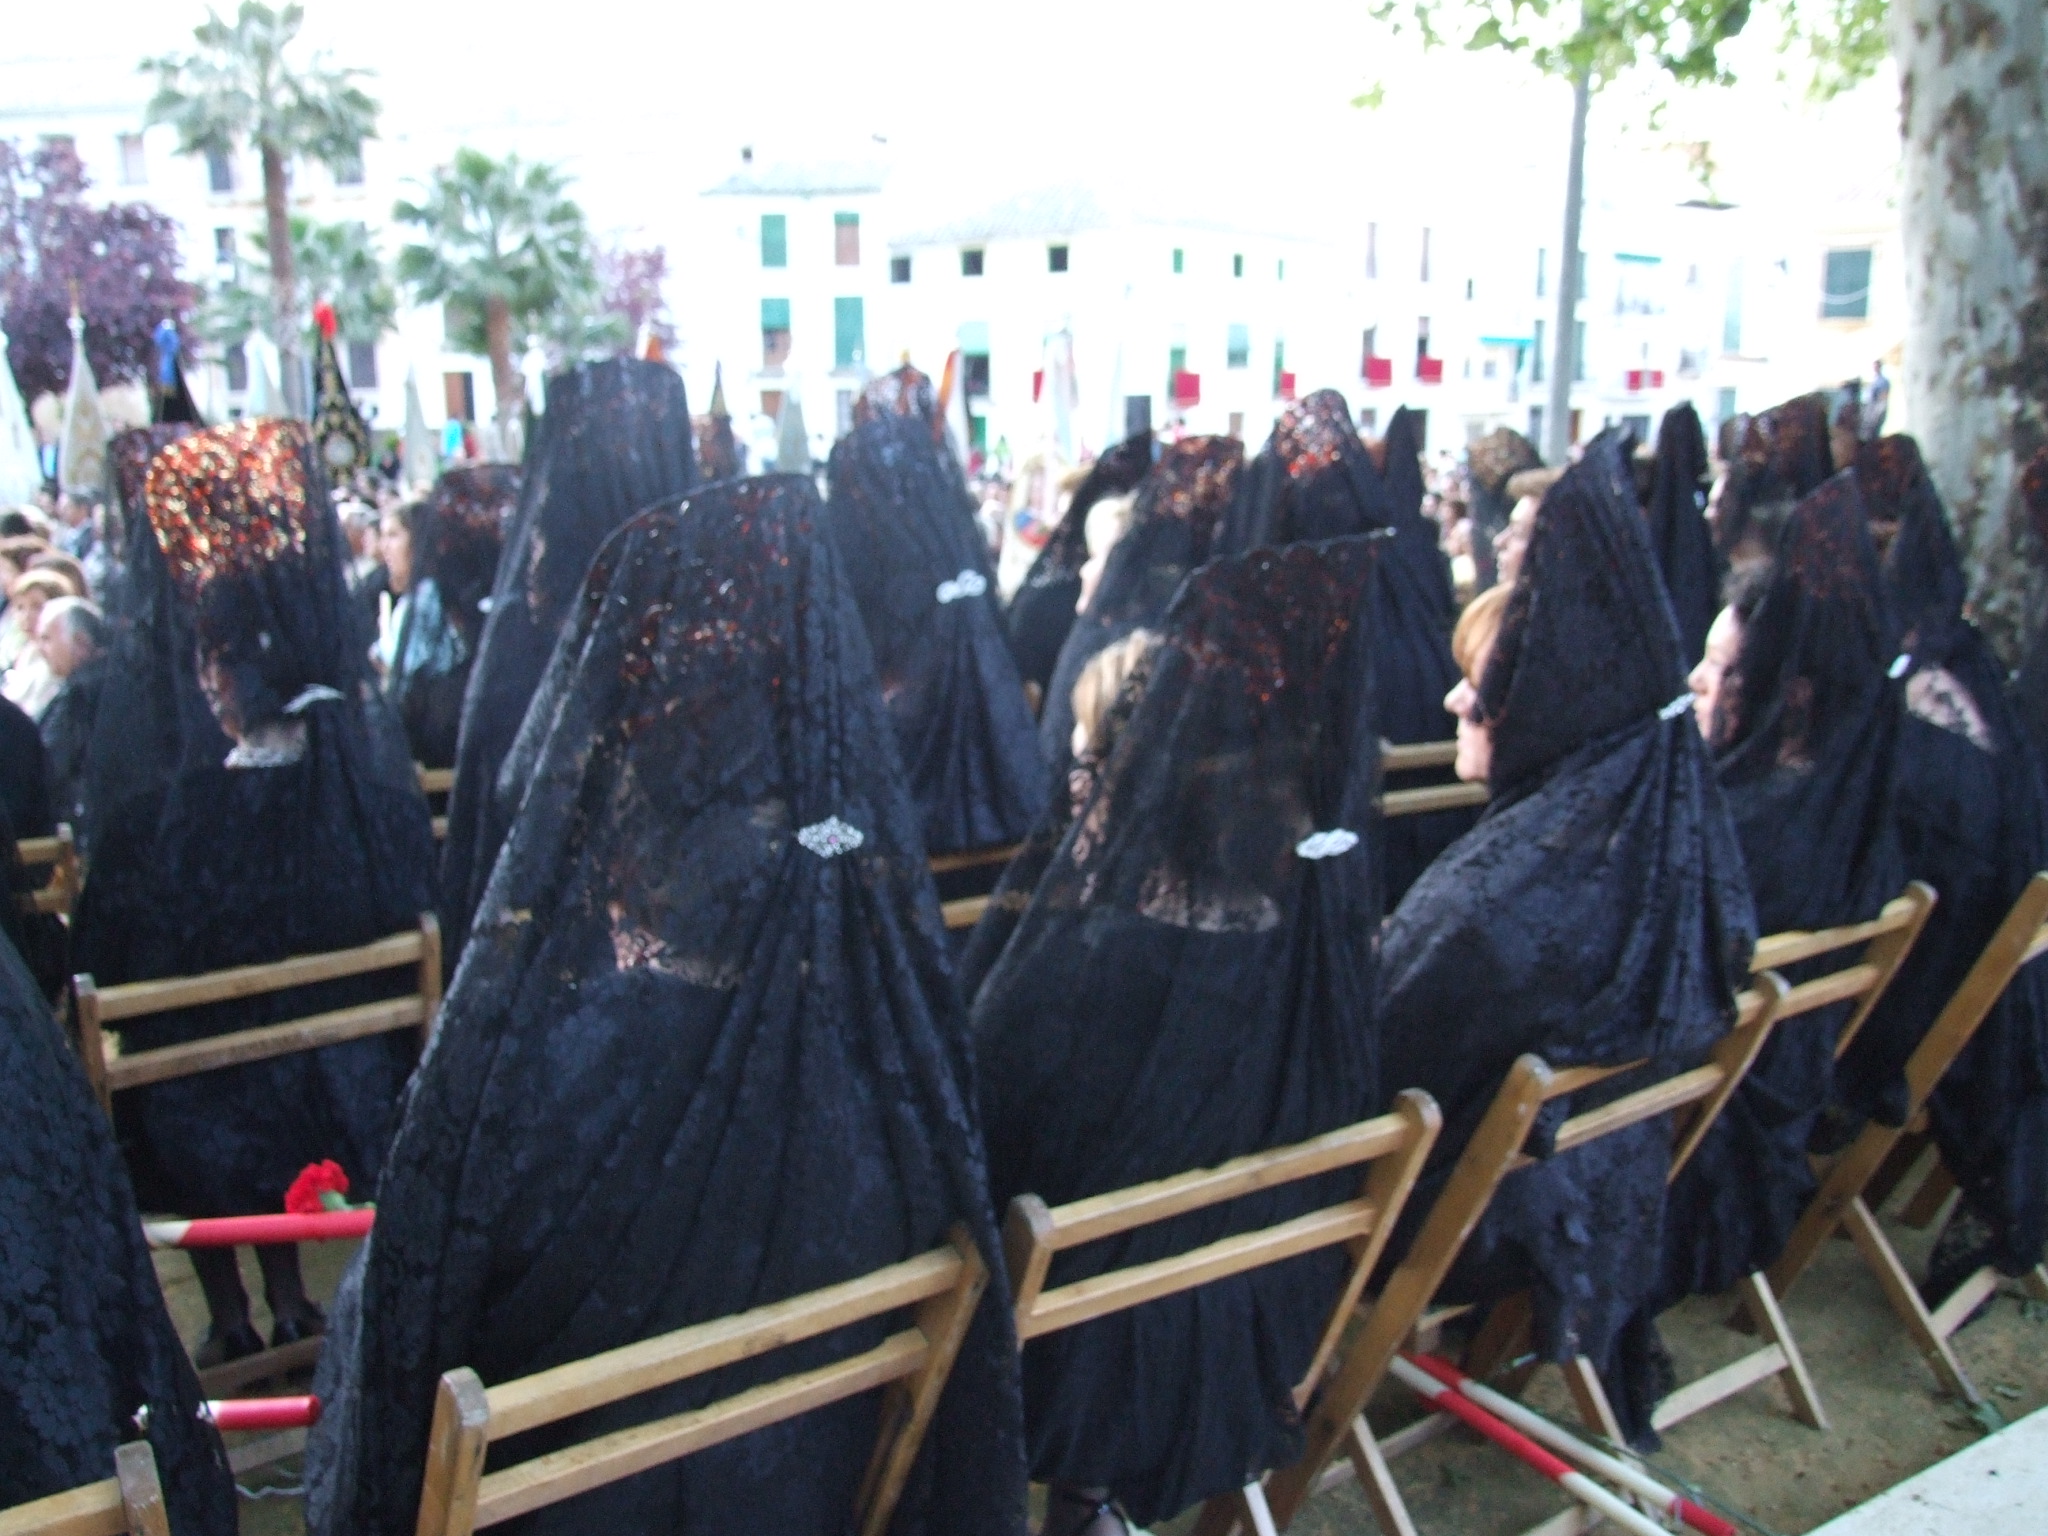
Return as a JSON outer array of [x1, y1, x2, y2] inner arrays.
[[971, 535, 1385, 1523], [1645, 402, 1721, 665], [824, 371, 1045, 853], [1006, 433, 1156, 695], [1716, 394, 1835, 560], [439, 358, 696, 962], [1467, 427, 1543, 590], [308, 475, 1024, 1536], [1379, 428, 1755, 1442]]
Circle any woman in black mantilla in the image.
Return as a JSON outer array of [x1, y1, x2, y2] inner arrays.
[[1037, 436, 1243, 778], [1, 915, 235, 1530], [1658, 469, 1903, 1316], [1228, 392, 1468, 904], [374, 465, 517, 768], [1377, 429, 1755, 1446], [307, 475, 1025, 1536], [1712, 393, 1836, 567], [1841, 434, 2048, 1300], [1645, 401, 1721, 667], [972, 534, 1388, 1534], [73, 419, 437, 1366], [1006, 433, 1156, 699], [440, 358, 695, 961], [1466, 427, 1542, 591], [824, 364, 1045, 854]]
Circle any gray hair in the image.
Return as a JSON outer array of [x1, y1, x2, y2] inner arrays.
[[39, 595, 106, 653]]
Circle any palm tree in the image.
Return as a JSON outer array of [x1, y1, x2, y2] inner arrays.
[[393, 149, 601, 434], [200, 214, 395, 352], [143, 2, 377, 415]]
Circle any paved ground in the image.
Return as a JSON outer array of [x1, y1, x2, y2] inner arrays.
[[158, 1162, 2048, 1535]]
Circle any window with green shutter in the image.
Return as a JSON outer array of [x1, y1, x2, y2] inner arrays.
[[761, 214, 787, 268], [834, 297, 865, 369], [761, 298, 791, 368], [1822, 248, 1872, 319], [1227, 325, 1249, 368]]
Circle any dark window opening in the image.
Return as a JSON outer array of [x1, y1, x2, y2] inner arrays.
[[225, 343, 248, 392], [443, 371, 475, 422], [206, 146, 233, 193], [889, 255, 911, 283], [1048, 244, 1069, 273], [961, 248, 985, 277], [963, 353, 990, 397], [346, 340, 377, 388]]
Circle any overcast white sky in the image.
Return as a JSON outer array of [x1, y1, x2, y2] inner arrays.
[[7, 0, 1901, 243]]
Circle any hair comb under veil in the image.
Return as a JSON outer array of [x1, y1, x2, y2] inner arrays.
[[1466, 426, 1542, 589], [1380, 427, 1755, 1449], [1037, 435, 1242, 776], [307, 474, 1025, 1536], [1839, 433, 2048, 1288], [1006, 432, 1156, 698], [439, 357, 696, 965], [825, 372, 1045, 854], [1660, 468, 1904, 1309], [970, 534, 1384, 1524]]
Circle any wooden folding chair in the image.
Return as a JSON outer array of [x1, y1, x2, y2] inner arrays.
[[1255, 978, 1789, 1536], [0, 1441, 169, 1536], [930, 841, 1025, 932], [71, 916, 442, 1391], [1764, 871, 2048, 1410], [1002, 1093, 1441, 1536], [416, 764, 455, 841], [412, 1228, 988, 1536], [16, 825, 81, 920]]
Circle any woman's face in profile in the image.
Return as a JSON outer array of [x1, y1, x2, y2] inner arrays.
[[1492, 497, 1539, 587], [1444, 645, 1494, 784], [1690, 606, 1743, 741]]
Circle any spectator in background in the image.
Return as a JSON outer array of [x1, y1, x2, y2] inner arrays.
[[36, 596, 107, 832], [2, 569, 78, 718], [55, 494, 97, 562], [28, 550, 89, 604], [0, 511, 34, 540], [339, 499, 388, 651]]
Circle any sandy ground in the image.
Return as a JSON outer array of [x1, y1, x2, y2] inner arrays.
[[159, 1169, 2047, 1536]]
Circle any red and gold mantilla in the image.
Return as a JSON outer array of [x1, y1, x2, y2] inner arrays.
[[144, 418, 315, 601]]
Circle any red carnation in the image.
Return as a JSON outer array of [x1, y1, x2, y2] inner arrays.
[[284, 1160, 351, 1215]]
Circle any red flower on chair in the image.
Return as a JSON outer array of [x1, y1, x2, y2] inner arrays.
[[285, 1160, 352, 1215]]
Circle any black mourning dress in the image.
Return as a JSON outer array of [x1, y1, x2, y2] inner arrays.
[[440, 358, 696, 962], [1660, 471, 1904, 1307], [1645, 402, 1721, 668], [73, 419, 436, 1224], [1841, 435, 2048, 1288], [384, 465, 517, 769], [307, 476, 1026, 1536], [1226, 392, 1468, 904], [1006, 433, 1156, 697], [1715, 394, 1835, 563], [1377, 430, 1755, 1442], [1037, 437, 1243, 778], [972, 535, 1387, 1525], [0, 920, 236, 1529], [1467, 427, 1543, 591], [824, 368, 1045, 854]]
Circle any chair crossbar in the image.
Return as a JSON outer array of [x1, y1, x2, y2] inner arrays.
[[85, 931, 426, 1021], [1378, 783, 1489, 819], [1380, 740, 1458, 774], [15, 825, 80, 918], [416, 766, 455, 795], [927, 842, 1024, 876], [941, 896, 987, 931], [1750, 889, 1928, 972], [106, 996, 428, 1093]]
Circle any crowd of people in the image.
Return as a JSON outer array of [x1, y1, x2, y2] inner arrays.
[[4, 349, 2046, 1536]]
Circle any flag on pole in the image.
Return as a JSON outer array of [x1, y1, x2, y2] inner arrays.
[[58, 311, 108, 498], [0, 330, 41, 505], [935, 348, 973, 470], [402, 368, 438, 489]]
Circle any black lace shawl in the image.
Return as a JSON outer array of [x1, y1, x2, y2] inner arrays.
[[1661, 471, 1904, 1304], [1228, 392, 1469, 902], [1467, 428, 1543, 591], [0, 928, 236, 1528], [1841, 435, 2048, 1275], [971, 536, 1385, 1524], [72, 420, 436, 1219], [387, 466, 517, 769], [2016, 449, 2048, 760], [307, 476, 1025, 1536], [1006, 434, 1157, 694], [1716, 394, 1835, 560], [439, 358, 696, 963], [824, 399, 1044, 854], [1645, 403, 1721, 666], [1037, 437, 1243, 776], [1378, 429, 1754, 1438]]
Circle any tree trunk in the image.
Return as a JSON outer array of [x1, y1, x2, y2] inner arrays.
[[260, 142, 303, 418], [1894, 0, 2048, 664], [482, 293, 522, 457], [1544, 68, 1591, 465]]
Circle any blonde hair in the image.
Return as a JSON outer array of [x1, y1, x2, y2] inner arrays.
[[12, 569, 77, 607], [1452, 584, 1510, 685], [1070, 628, 1158, 758], [1084, 492, 1136, 560]]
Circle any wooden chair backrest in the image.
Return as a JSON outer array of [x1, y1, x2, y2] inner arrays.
[[71, 914, 443, 1116], [16, 825, 81, 919], [1263, 979, 1788, 1527], [0, 1442, 169, 1536], [1377, 739, 1487, 820], [1006, 1092, 1441, 1406], [416, 766, 456, 797], [1750, 881, 1937, 1061], [413, 1228, 989, 1536]]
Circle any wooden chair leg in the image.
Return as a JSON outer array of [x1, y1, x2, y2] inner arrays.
[[1864, 1128, 1931, 1212], [413, 1369, 491, 1536], [1559, 1357, 1626, 1447], [2025, 1265, 2048, 1304], [1463, 1292, 1533, 1383], [1189, 1492, 1246, 1536], [1736, 1272, 1829, 1430], [1927, 1267, 2003, 1340], [116, 1441, 170, 1536], [1345, 1415, 1420, 1536], [1838, 1195, 1982, 1406], [1898, 1159, 1958, 1229]]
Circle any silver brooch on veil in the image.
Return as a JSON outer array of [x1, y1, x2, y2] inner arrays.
[[935, 570, 988, 604], [796, 817, 866, 858], [1295, 829, 1360, 860]]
